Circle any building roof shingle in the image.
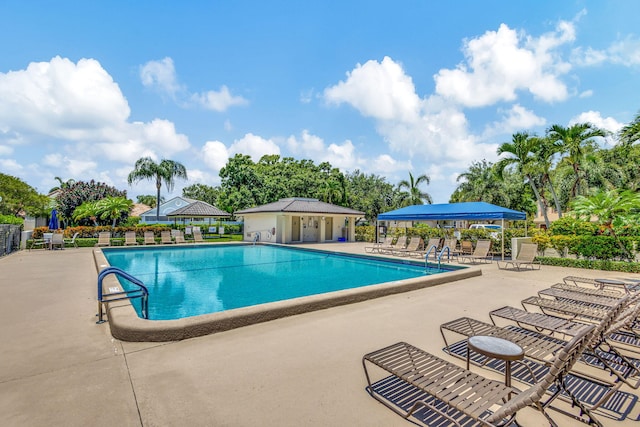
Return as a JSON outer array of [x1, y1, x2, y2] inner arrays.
[[168, 201, 230, 217], [236, 198, 364, 216]]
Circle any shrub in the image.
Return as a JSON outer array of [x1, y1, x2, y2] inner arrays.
[[530, 229, 551, 253], [0, 214, 23, 225], [572, 236, 623, 260], [549, 216, 597, 236], [537, 256, 640, 273]]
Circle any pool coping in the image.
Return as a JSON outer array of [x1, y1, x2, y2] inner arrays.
[[93, 243, 482, 342]]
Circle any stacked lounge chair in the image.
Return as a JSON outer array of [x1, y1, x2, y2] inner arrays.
[[364, 273, 640, 426]]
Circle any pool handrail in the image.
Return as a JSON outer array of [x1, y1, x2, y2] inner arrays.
[[424, 245, 438, 270], [437, 246, 451, 269], [97, 266, 149, 324]]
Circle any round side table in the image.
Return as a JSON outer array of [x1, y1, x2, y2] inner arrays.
[[467, 335, 524, 387]]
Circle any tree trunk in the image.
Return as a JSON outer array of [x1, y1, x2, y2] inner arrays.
[[527, 175, 550, 228], [156, 178, 162, 221], [547, 177, 562, 218]]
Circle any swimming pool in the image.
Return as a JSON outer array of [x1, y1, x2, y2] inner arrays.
[[103, 244, 456, 320], [94, 243, 480, 341]]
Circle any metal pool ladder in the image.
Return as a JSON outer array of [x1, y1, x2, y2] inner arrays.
[[425, 245, 451, 270], [96, 267, 149, 324], [437, 246, 451, 269]]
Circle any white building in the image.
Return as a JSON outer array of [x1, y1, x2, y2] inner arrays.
[[138, 197, 196, 224], [236, 198, 365, 244]]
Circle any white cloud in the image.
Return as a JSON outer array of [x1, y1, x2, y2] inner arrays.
[[42, 153, 97, 176], [0, 56, 192, 190], [140, 57, 247, 112], [324, 56, 420, 122], [201, 140, 229, 171], [434, 21, 575, 106], [300, 89, 314, 104], [483, 104, 546, 137], [191, 85, 248, 112], [573, 36, 640, 67], [229, 133, 280, 161], [570, 111, 623, 140], [322, 57, 500, 188], [286, 130, 362, 170], [185, 168, 220, 187], [0, 145, 13, 155], [140, 57, 183, 97], [0, 158, 22, 173], [579, 89, 593, 98], [371, 154, 412, 174], [0, 56, 130, 137]]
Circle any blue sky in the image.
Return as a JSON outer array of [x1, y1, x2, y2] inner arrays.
[[1, 1, 639, 204]]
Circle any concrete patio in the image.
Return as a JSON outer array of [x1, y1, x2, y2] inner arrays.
[[1, 242, 639, 426]]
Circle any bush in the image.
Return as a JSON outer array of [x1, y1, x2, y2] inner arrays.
[[530, 229, 551, 253], [0, 214, 23, 225], [537, 256, 640, 273], [549, 216, 597, 236]]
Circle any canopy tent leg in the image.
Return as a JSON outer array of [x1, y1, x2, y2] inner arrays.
[[501, 218, 505, 261]]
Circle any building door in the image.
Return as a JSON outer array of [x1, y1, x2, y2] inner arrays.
[[325, 217, 333, 240], [291, 216, 300, 241]]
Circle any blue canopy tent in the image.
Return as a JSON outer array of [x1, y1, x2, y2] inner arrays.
[[377, 202, 527, 260]]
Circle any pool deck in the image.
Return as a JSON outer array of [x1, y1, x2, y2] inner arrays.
[[1, 242, 639, 426]]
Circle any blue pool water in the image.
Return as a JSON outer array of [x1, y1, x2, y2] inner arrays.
[[103, 244, 454, 320]]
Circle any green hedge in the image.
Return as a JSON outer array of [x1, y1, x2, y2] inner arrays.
[[537, 256, 640, 273]]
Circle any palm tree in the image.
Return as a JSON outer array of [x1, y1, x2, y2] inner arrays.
[[547, 123, 606, 198], [97, 196, 133, 227], [619, 111, 640, 148], [570, 189, 640, 259], [453, 160, 507, 205], [136, 194, 163, 208], [72, 201, 100, 226], [495, 132, 550, 227], [128, 157, 188, 220], [531, 136, 562, 217], [397, 172, 432, 205], [49, 177, 76, 193], [321, 180, 341, 204]]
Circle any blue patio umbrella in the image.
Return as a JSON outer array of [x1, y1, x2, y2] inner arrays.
[[48, 208, 59, 230]]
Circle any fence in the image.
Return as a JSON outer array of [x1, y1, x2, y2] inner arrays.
[[0, 225, 22, 257]]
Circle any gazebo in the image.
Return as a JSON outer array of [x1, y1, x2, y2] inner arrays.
[[377, 202, 527, 260], [167, 201, 231, 226]]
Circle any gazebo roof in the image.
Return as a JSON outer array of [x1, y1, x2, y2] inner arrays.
[[236, 198, 364, 216], [167, 201, 230, 218]]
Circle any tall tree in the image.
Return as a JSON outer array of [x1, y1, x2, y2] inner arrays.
[[56, 180, 126, 224], [0, 173, 50, 217], [136, 194, 162, 208], [618, 110, 640, 148], [182, 184, 220, 206], [127, 157, 188, 220], [496, 132, 550, 227], [345, 170, 396, 221], [452, 160, 507, 206], [531, 136, 562, 217], [49, 177, 76, 193], [397, 172, 432, 205], [547, 123, 606, 198]]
